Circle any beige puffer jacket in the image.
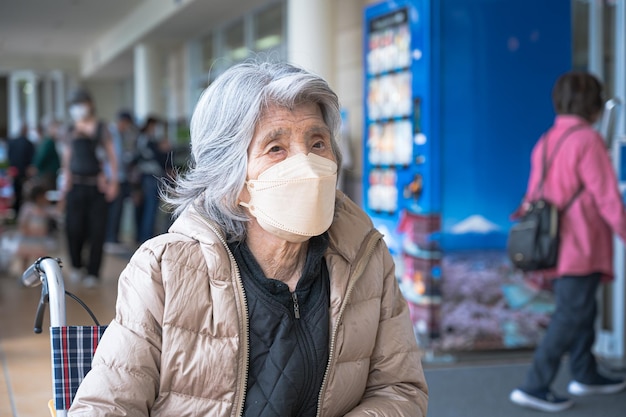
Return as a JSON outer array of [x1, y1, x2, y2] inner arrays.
[[70, 192, 428, 416]]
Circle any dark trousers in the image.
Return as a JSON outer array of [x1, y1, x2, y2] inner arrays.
[[105, 181, 131, 243], [65, 184, 108, 277], [522, 273, 601, 393], [12, 174, 27, 218], [137, 175, 161, 243]]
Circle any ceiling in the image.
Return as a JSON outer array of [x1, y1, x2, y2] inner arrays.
[[0, 0, 143, 59], [0, 0, 273, 79]]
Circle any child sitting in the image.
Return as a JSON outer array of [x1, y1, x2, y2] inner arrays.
[[16, 182, 59, 271]]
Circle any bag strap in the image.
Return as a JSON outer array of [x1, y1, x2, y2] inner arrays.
[[562, 185, 583, 213], [536, 124, 585, 199]]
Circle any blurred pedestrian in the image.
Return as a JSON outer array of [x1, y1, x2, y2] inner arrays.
[[60, 89, 119, 288], [510, 71, 626, 412], [7, 122, 35, 219], [15, 181, 58, 272], [104, 110, 138, 253], [32, 119, 62, 192], [134, 116, 172, 243]]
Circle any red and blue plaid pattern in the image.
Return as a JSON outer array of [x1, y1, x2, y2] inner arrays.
[[51, 325, 107, 410]]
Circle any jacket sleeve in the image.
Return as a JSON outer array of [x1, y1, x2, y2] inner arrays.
[[344, 246, 429, 417], [578, 134, 626, 242], [69, 247, 164, 416]]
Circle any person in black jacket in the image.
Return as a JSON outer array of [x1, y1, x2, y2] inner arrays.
[[8, 123, 35, 218]]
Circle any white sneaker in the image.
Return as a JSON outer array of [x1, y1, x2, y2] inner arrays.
[[103, 242, 128, 255], [69, 268, 84, 284], [82, 275, 99, 289], [510, 388, 573, 412], [568, 379, 626, 396]]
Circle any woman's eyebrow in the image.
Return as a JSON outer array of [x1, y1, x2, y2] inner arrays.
[[259, 127, 289, 146], [306, 125, 331, 137]]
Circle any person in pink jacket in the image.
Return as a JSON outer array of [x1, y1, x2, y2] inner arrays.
[[510, 71, 626, 412]]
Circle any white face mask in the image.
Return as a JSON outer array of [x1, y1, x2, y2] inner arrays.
[[69, 104, 89, 122], [240, 153, 338, 243]]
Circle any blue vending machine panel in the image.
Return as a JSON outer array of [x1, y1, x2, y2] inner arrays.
[[364, 0, 443, 341], [363, 0, 572, 350]]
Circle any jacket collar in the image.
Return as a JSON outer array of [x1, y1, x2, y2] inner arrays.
[[168, 191, 376, 265]]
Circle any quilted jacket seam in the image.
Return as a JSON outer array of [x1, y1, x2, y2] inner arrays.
[[93, 358, 153, 381]]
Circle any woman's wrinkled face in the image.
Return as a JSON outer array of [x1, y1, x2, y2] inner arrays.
[[246, 102, 336, 181]]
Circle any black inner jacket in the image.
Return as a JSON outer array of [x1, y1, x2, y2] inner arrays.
[[229, 233, 330, 417]]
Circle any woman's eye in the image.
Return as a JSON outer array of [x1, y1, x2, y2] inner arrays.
[[269, 145, 282, 153]]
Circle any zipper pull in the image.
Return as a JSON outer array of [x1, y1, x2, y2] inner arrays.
[[291, 292, 300, 319]]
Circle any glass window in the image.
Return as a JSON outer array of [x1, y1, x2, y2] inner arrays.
[[224, 19, 248, 63], [254, 3, 283, 52]]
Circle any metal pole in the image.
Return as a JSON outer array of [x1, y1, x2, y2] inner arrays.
[[603, 0, 626, 363], [588, 0, 604, 79]]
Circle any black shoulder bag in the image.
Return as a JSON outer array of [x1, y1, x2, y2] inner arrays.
[[507, 125, 584, 271]]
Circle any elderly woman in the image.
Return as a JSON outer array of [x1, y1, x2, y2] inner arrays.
[[70, 61, 428, 416]]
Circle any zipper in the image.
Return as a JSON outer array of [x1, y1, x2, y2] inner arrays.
[[315, 230, 382, 417], [291, 291, 300, 319], [204, 222, 249, 417], [292, 292, 301, 319]]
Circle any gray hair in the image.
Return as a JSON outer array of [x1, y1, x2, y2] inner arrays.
[[162, 60, 343, 242]]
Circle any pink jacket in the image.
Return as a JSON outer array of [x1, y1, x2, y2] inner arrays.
[[524, 115, 626, 282]]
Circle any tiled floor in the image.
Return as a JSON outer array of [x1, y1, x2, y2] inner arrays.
[[0, 237, 130, 417]]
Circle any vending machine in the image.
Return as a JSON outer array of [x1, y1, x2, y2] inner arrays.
[[363, 0, 572, 351]]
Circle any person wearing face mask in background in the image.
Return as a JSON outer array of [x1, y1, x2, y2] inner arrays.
[[133, 115, 172, 244], [69, 61, 428, 417], [60, 89, 119, 288]]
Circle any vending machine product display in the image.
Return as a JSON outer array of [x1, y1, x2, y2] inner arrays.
[[363, 0, 572, 351]]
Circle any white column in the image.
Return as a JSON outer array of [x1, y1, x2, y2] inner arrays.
[[134, 43, 164, 125], [8, 71, 38, 137], [588, 0, 604, 80], [8, 73, 21, 137], [287, 0, 335, 86], [42, 74, 54, 124], [50, 70, 66, 122]]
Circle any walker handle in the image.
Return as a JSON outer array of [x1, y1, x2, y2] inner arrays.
[[21, 261, 42, 288], [34, 284, 49, 334]]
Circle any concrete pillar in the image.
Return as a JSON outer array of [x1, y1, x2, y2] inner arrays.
[[287, 0, 335, 86], [50, 70, 66, 122], [134, 43, 164, 125], [8, 71, 38, 137], [42, 75, 54, 124]]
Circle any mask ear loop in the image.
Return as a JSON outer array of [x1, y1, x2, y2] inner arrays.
[[238, 181, 254, 211]]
